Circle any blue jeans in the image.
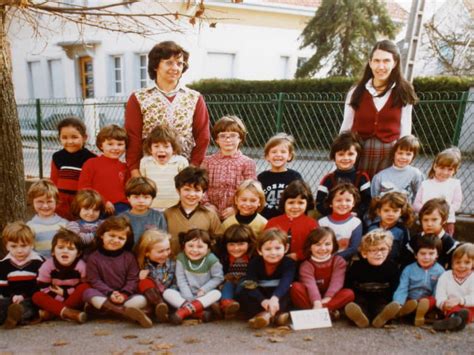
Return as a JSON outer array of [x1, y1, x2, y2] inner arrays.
[[221, 281, 243, 300]]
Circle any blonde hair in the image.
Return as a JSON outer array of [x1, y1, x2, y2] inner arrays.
[[428, 147, 461, 178], [359, 229, 393, 254], [264, 133, 296, 162], [452, 243, 474, 262], [134, 229, 172, 269], [234, 179, 266, 213], [2, 221, 35, 246], [211, 115, 247, 147], [27, 179, 59, 204]]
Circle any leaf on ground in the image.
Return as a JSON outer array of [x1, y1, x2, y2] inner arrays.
[[94, 329, 111, 336], [429, 328, 437, 334], [183, 337, 200, 344], [265, 327, 291, 336], [276, 326, 292, 332], [383, 324, 398, 330], [152, 343, 174, 350], [303, 336, 314, 341], [254, 333, 264, 337], [413, 332, 423, 340], [123, 335, 138, 339], [268, 336, 284, 343], [132, 351, 150, 355], [183, 319, 200, 326], [138, 339, 154, 345], [53, 340, 69, 346], [96, 318, 119, 324]]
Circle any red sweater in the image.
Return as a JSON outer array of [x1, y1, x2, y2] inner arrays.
[[124, 93, 210, 170], [352, 90, 402, 143], [78, 155, 130, 204], [265, 214, 318, 261]]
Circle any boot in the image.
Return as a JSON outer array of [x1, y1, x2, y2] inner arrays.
[[414, 298, 430, 326], [248, 311, 272, 329], [101, 300, 152, 328], [453, 309, 469, 331], [398, 299, 417, 318], [220, 299, 240, 318], [193, 309, 213, 323], [60, 307, 87, 324], [170, 300, 204, 325], [274, 312, 290, 326], [344, 302, 369, 328], [4, 303, 23, 329], [143, 288, 168, 322], [433, 314, 463, 331], [38, 309, 55, 322], [372, 302, 401, 328]]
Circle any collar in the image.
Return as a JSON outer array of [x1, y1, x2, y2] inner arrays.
[[53, 256, 80, 270], [229, 254, 249, 264], [215, 150, 242, 159], [179, 203, 199, 219], [421, 230, 445, 239], [391, 164, 408, 171], [235, 213, 257, 225], [99, 247, 125, 257], [311, 254, 332, 263], [330, 212, 353, 221], [1, 250, 43, 263], [154, 82, 185, 97], [365, 80, 396, 97]]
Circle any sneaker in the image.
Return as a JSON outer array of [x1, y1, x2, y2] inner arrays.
[[248, 311, 272, 329], [344, 302, 369, 328], [398, 299, 418, 318], [220, 299, 240, 319], [414, 298, 430, 326], [433, 315, 463, 331], [274, 312, 290, 326], [373, 302, 401, 328]]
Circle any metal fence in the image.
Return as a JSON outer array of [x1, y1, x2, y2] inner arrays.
[[18, 91, 474, 215]]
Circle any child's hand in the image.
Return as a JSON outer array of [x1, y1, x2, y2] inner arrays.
[[50, 285, 64, 296], [313, 300, 323, 309], [321, 297, 332, 305], [220, 207, 235, 220], [196, 289, 206, 297], [110, 291, 126, 304], [139, 270, 150, 280], [267, 296, 280, 316], [287, 253, 298, 261], [130, 169, 141, 178], [105, 201, 115, 215], [443, 297, 462, 310], [12, 295, 24, 304]]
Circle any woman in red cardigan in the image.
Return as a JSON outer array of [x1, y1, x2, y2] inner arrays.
[[125, 41, 210, 177], [340, 40, 418, 178]]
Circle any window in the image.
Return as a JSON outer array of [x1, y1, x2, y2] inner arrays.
[[48, 59, 65, 98], [27, 61, 46, 99], [112, 56, 124, 95], [204, 52, 235, 79], [139, 54, 148, 88], [79, 56, 94, 98], [279, 56, 290, 79], [297, 57, 308, 69]]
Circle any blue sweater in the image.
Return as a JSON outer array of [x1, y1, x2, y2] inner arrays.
[[393, 262, 444, 304]]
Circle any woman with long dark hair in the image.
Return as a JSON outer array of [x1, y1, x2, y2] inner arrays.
[[340, 40, 418, 178]]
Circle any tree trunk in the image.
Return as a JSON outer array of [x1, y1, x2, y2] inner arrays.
[[0, 7, 27, 234]]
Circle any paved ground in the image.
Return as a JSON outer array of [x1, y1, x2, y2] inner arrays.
[[1, 316, 473, 354]]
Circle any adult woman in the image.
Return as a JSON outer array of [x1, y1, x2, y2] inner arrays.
[[340, 40, 418, 178], [125, 41, 210, 177]]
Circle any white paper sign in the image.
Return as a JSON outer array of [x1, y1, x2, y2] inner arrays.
[[290, 308, 332, 330]]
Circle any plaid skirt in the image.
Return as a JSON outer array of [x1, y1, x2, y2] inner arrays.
[[358, 138, 395, 178]]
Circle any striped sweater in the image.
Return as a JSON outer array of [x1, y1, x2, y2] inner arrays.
[[0, 252, 44, 298]]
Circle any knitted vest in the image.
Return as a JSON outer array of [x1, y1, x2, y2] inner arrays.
[[134, 86, 200, 159], [352, 90, 402, 143]]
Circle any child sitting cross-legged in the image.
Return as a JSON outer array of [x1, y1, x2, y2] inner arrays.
[[163, 229, 224, 325], [344, 229, 400, 328], [32, 228, 90, 324], [291, 227, 354, 319], [238, 228, 296, 329], [135, 230, 175, 323], [0, 222, 44, 329]]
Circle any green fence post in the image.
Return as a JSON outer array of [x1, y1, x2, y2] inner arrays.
[[453, 91, 469, 145], [35, 98, 43, 178], [275, 92, 285, 133]]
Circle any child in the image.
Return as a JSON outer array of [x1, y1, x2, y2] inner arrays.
[[27, 179, 68, 257], [257, 133, 302, 219], [344, 229, 400, 328], [371, 135, 424, 203], [405, 198, 459, 269], [32, 228, 89, 323], [163, 229, 224, 325], [291, 227, 354, 317], [238, 228, 296, 329], [66, 189, 104, 256], [222, 180, 267, 239], [135, 229, 175, 323], [368, 192, 415, 263], [414, 147, 462, 236], [433, 243, 474, 331], [78, 124, 130, 215], [140, 125, 189, 210], [219, 224, 255, 318], [51, 116, 96, 220], [315, 131, 371, 219], [201, 115, 257, 220], [121, 177, 167, 244], [265, 180, 318, 261], [165, 166, 224, 256], [82, 216, 152, 328], [319, 183, 362, 261], [389, 234, 444, 326], [0, 222, 44, 329]]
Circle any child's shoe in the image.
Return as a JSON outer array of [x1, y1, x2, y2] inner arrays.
[[194, 309, 213, 323], [39, 309, 55, 322], [170, 300, 204, 325], [101, 300, 152, 328], [344, 302, 369, 328], [330, 309, 341, 321], [433, 314, 463, 331], [248, 311, 272, 329], [372, 301, 401, 328], [4, 303, 23, 329], [220, 299, 240, 318], [398, 299, 417, 317], [414, 298, 430, 326], [143, 288, 168, 322], [274, 312, 290, 326], [60, 307, 87, 324]]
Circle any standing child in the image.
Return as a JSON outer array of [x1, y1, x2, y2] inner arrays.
[[318, 183, 363, 261], [291, 227, 354, 318], [66, 189, 104, 256], [165, 166, 223, 256], [371, 135, 424, 203], [78, 124, 130, 215], [163, 229, 224, 325], [0, 222, 44, 329], [135, 230, 175, 323], [201, 115, 257, 220], [51, 116, 96, 220], [315, 131, 371, 219], [32, 229, 89, 324], [344, 229, 400, 328], [82, 216, 152, 328], [238, 229, 296, 329], [140, 125, 188, 210], [257, 133, 302, 219], [433, 243, 474, 331], [222, 180, 267, 239], [121, 177, 167, 244], [219, 224, 255, 318], [27, 179, 68, 257], [414, 147, 462, 236], [265, 180, 318, 261], [368, 192, 415, 263]]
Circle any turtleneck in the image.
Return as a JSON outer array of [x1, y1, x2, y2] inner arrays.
[[99, 246, 125, 257], [235, 212, 257, 225], [330, 212, 352, 221]]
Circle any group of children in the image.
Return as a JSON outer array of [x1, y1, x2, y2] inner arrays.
[[0, 114, 472, 334]]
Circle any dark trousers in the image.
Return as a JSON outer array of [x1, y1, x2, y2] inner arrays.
[[354, 293, 390, 321], [0, 298, 37, 325], [237, 287, 290, 319]]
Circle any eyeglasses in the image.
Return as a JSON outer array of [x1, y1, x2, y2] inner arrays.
[[367, 247, 390, 254], [217, 133, 240, 141]]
